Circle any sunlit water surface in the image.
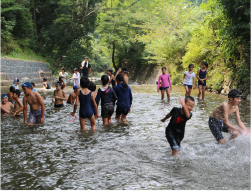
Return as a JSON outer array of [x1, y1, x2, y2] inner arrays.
[[1, 85, 250, 189]]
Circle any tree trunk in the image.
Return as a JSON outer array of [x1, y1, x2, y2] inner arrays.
[[112, 42, 118, 70], [33, 0, 38, 45]]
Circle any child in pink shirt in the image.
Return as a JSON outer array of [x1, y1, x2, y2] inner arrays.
[[158, 67, 172, 101]]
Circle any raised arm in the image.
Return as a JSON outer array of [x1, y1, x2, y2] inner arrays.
[[178, 97, 191, 119]]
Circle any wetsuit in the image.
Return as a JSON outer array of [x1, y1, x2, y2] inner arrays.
[[198, 69, 207, 86], [113, 83, 132, 116], [96, 86, 118, 118], [165, 107, 192, 150], [79, 90, 94, 119]]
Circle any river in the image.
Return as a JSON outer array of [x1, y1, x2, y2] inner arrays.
[[1, 85, 250, 189]]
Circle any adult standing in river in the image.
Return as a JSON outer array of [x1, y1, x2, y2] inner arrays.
[[80, 57, 91, 77], [59, 67, 68, 84]]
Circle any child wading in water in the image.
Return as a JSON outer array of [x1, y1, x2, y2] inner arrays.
[[182, 64, 195, 97], [7, 86, 16, 104], [196, 61, 209, 100], [71, 77, 98, 131], [1, 94, 14, 114], [96, 75, 118, 125], [43, 77, 51, 89], [52, 82, 67, 108], [161, 96, 195, 156], [208, 89, 250, 144], [157, 67, 172, 101], [88, 81, 97, 117], [114, 74, 132, 122], [67, 85, 79, 105], [11, 89, 23, 117], [22, 82, 45, 125]]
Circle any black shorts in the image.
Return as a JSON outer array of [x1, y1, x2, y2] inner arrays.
[[54, 104, 64, 108], [66, 101, 71, 104], [160, 86, 169, 91], [116, 105, 129, 116], [165, 128, 182, 150], [208, 117, 229, 141], [198, 80, 206, 86], [101, 104, 114, 118]]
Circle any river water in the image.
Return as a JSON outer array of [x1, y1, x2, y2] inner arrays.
[[1, 85, 250, 189]]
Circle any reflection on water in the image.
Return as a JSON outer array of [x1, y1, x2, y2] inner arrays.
[[1, 85, 250, 189]]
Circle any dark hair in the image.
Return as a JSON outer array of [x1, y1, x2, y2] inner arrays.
[[59, 76, 64, 82], [10, 86, 15, 92], [101, 75, 109, 86], [17, 79, 19, 82], [228, 89, 242, 99], [202, 61, 208, 68], [188, 64, 194, 68], [88, 81, 96, 91], [56, 81, 61, 86], [116, 73, 128, 88], [107, 69, 113, 74], [80, 76, 90, 88], [15, 89, 20, 97], [156, 81, 158, 85], [61, 67, 66, 72], [74, 68, 78, 71], [31, 82, 35, 87], [43, 77, 47, 81], [121, 67, 127, 74], [185, 96, 195, 102], [162, 67, 166, 71]]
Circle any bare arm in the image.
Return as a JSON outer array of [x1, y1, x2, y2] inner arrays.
[[37, 93, 45, 124], [44, 82, 48, 89], [192, 76, 195, 89], [235, 106, 247, 133], [71, 91, 79, 115], [196, 69, 200, 80], [66, 74, 68, 80], [1, 104, 10, 113], [222, 103, 240, 132], [23, 97, 27, 123], [52, 90, 55, 103], [62, 91, 67, 101], [92, 92, 99, 118], [14, 99, 23, 116], [182, 74, 186, 84], [178, 97, 191, 119], [161, 112, 172, 122], [205, 70, 209, 80]]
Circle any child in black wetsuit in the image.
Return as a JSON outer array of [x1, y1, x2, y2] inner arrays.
[[88, 81, 97, 116], [96, 75, 118, 125], [196, 61, 209, 100], [161, 96, 195, 156]]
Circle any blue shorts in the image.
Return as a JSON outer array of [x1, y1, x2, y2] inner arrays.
[[28, 109, 46, 123], [184, 84, 192, 89], [198, 80, 206, 86], [160, 86, 169, 91]]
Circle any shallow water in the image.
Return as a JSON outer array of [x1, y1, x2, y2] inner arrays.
[[1, 85, 250, 189]]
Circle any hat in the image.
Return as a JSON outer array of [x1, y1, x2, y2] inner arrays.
[[21, 82, 32, 89], [85, 57, 89, 59], [1, 94, 8, 99], [73, 85, 79, 90]]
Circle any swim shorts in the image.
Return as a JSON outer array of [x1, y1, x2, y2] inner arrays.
[[165, 129, 182, 150], [184, 84, 192, 89], [116, 105, 129, 116], [54, 104, 64, 108], [101, 103, 114, 118], [208, 116, 229, 141], [198, 80, 206, 86], [66, 101, 71, 104], [28, 109, 46, 123], [160, 86, 169, 91]]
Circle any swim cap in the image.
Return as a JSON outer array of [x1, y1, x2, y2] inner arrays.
[[2, 94, 8, 99], [73, 85, 79, 90]]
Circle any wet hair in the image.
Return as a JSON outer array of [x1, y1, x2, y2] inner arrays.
[[31, 82, 35, 87], [116, 73, 128, 88], [10, 86, 15, 92], [228, 89, 242, 99], [188, 64, 194, 68], [80, 76, 90, 88], [43, 77, 47, 81], [121, 67, 127, 74], [17, 79, 19, 82], [61, 67, 66, 72], [59, 76, 64, 82], [185, 96, 195, 103], [15, 89, 21, 97], [101, 75, 109, 86], [202, 61, 208, 68], [55, 81, 61, 86], [107, 69, 113, 74], [162, 67, 166, 71], [74, 68, 78, 71], [88, 81, 96, 91]]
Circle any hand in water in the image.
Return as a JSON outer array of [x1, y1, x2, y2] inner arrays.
[[71, 112, 75, 116], [95, 113, 99, 119], [161, 118, 165, 122], [40, 117, 44, 124]]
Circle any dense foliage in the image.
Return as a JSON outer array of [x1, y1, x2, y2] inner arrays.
[[1, 0, 250, 96]]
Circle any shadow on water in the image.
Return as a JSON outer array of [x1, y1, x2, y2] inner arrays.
[[1, 85, 250, 189]]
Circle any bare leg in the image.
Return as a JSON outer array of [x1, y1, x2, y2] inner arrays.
[[108, 116, 112, 124], [28, 122, 34, 125], [188, 88, 192, 96], [80, 117, 86, 131], [89, 115, 96, 131], [197, 85, 202, 99], [172, 149, 179, 156], [218, 138, 226, 144], [184, 86, 189, 97], [161, 90, 165, 100], [115, 114, 120, 122], [202, 86, 206, 100], [103, 118, 109, 126], [121, 114, 127, 122], [229, 129, 239, 140], [166, 88, 170, 101]]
